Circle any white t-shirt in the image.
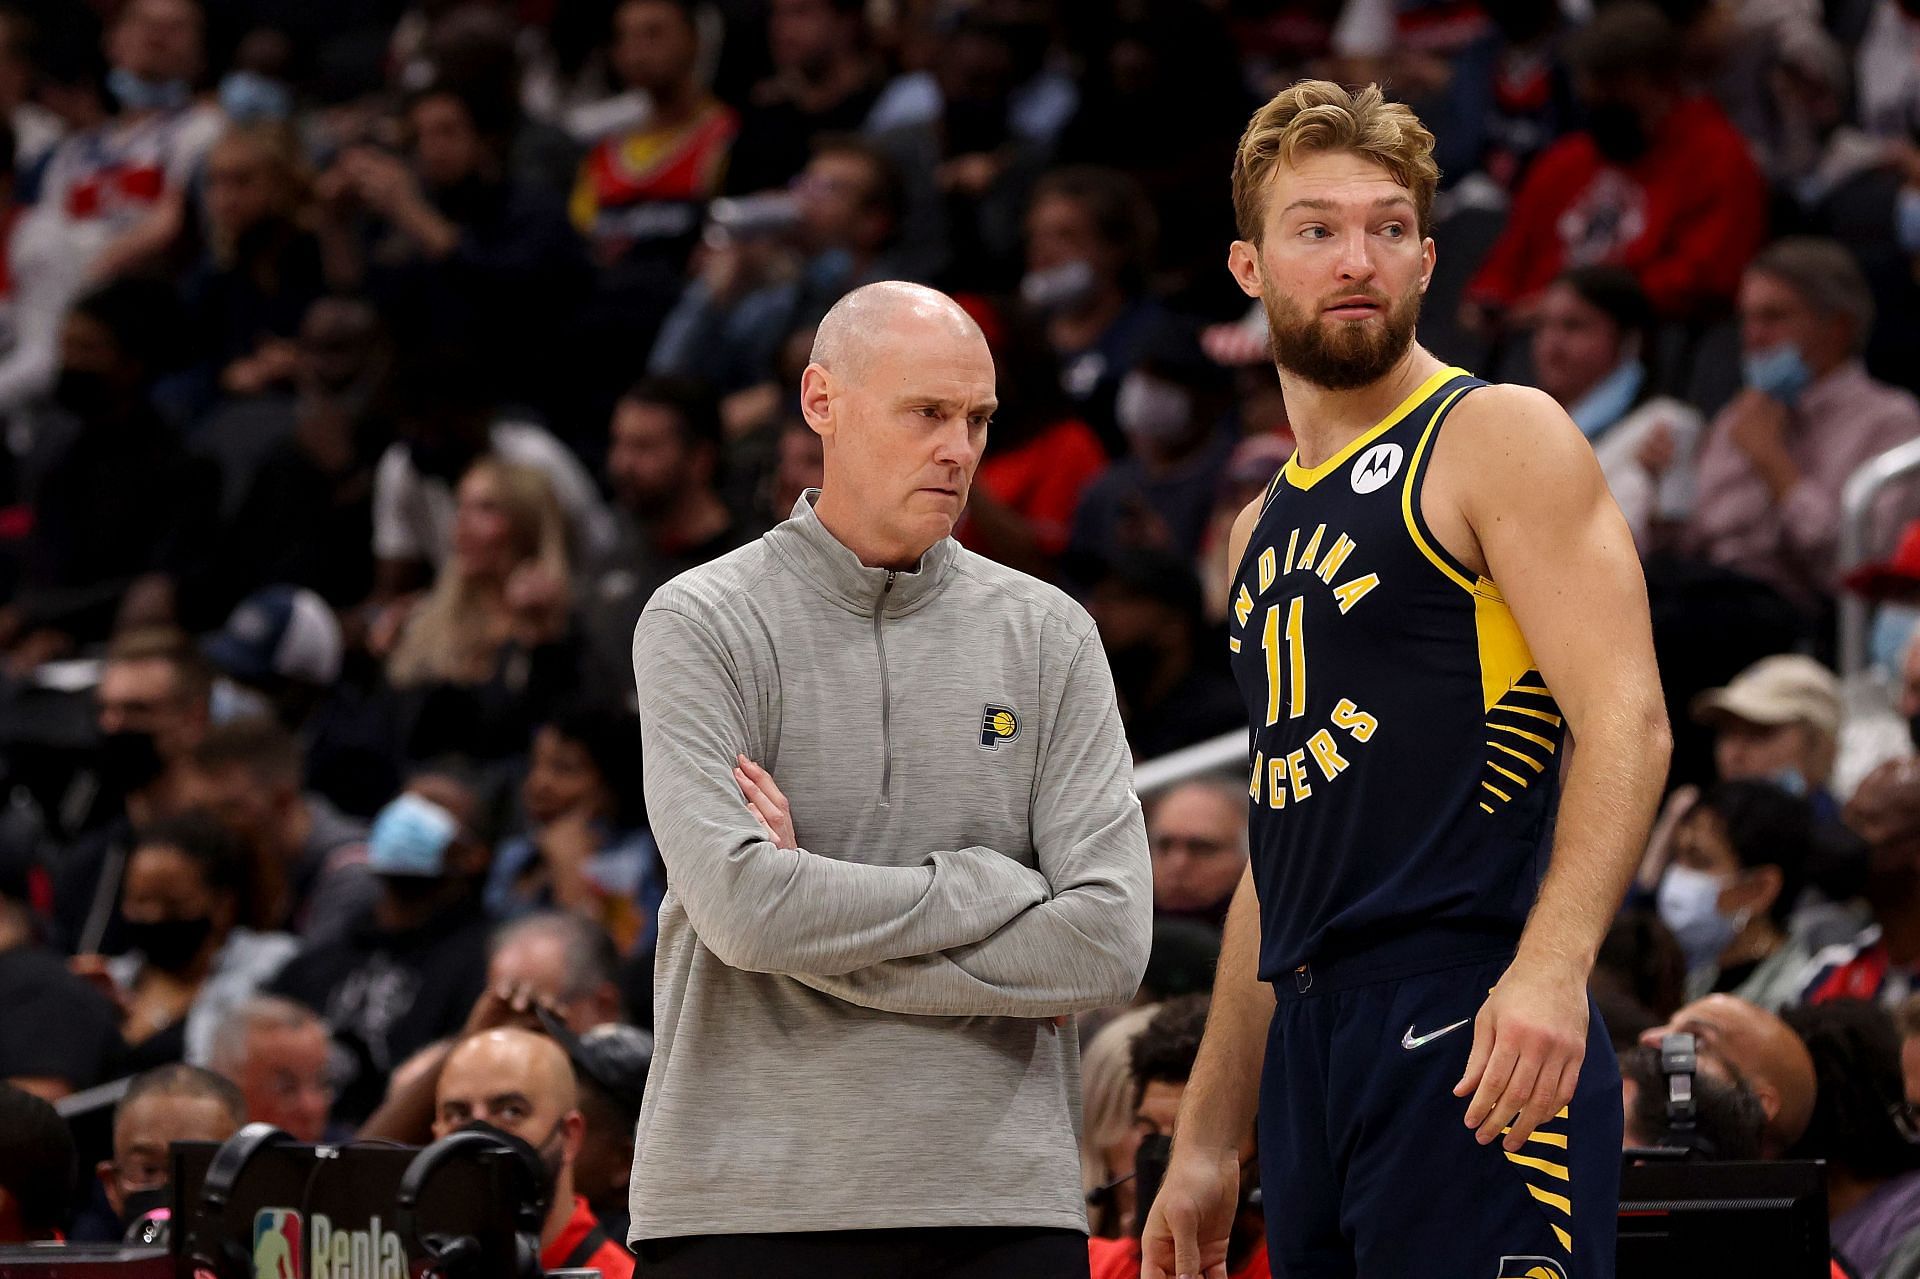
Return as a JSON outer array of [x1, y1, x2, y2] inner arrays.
[[372, 420, 616, 566], [1588, 394, 1703, 553]]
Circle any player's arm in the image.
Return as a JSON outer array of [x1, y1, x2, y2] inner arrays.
[[634, 599, 1052, 976], [1141, 496, 1272, 1279], [787, 624, 1153, 1016], [1441, 386, 1671, 1149]]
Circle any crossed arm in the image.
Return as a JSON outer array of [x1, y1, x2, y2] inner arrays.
[[634, 603, 1153, 1014]]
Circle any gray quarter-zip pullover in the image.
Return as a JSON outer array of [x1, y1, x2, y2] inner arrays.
[[627, 491, 1152, 1239]]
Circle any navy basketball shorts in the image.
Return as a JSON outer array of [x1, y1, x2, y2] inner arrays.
[[1258, 952, 1621, 1279]]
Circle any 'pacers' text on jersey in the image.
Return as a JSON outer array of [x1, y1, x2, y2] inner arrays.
[[1227, 368, 1565, 981]]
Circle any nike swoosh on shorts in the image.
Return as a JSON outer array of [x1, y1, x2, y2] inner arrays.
[[1400, 1017, 1472, 1051]]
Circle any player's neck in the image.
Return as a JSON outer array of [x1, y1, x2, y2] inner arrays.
[[1281, 345, 1447, 471]]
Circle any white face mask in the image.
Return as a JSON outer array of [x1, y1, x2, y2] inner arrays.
[[1115, 372, 1193, 446], [1657, 864, 1750, 972]]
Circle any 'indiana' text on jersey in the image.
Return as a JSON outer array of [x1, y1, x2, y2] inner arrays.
[[1227, 368, 1566, 981]]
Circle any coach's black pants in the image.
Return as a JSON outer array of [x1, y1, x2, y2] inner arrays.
[[632, 1226, 1091, 1278]]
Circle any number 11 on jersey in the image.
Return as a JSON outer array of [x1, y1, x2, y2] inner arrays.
[[1261, 596, 1306, 726]]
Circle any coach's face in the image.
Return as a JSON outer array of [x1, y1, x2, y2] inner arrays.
[[1227, 150, 1434, 390], [802, 312, 996, 566]]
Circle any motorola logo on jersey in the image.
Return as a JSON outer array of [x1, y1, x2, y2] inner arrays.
[[1350, 442, 1404, 494]]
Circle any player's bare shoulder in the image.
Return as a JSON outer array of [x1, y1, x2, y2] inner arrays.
[[1428, 381, 1607, 511]]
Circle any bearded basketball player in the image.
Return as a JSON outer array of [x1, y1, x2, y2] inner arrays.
[[1141, 81, 1670, 1279]]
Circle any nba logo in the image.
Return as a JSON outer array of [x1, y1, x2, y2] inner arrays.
[[252, 1208, 303, 1279]]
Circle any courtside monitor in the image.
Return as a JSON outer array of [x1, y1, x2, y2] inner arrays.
[[1617, 1158, 1828, 1277]]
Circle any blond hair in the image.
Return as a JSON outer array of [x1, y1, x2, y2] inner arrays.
[[1232, 80, 1439, 243], [388, 458, 571, 688], [1079, 1002, 1161, 1235]]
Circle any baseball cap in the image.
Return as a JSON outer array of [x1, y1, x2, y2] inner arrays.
[[1843, 518, 1920, 603], [1690, 654, 1841, 738], [204, 586, 343, 687]]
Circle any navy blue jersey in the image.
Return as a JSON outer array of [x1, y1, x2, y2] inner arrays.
[[1227, 367, 1565, 981]]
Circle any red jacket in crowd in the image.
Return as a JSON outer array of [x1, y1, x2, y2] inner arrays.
[[1466, 94, 1766, 319]]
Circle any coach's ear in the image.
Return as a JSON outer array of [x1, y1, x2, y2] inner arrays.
[[1227, 240, 1263, 299], [799, 363, 835, 441]]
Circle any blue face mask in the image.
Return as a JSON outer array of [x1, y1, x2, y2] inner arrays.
[[1657, 864, 1749, 972], [1769, 767, 1809, 798], [367, 792, 458, 877], [107, 69, 191, 113], [1743, 343, 1814, 405], [218, 71, 292, 123]]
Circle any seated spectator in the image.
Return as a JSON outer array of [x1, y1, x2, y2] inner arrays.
[[1147, 776, 1247, 930], [1066, 316, 1236, 585], [1020, 165, 1164, 448], [1529, 266, 1701, 550], [487, 912, 625, 1033], [1805, 757, 1920, 1006], [1088, 551, 1244, 760], [870, 15, 1043, 290], [222, 298, 393, 609], [1670, 238, 1920, 610], [1692, 655, 1843, 816], [54, 627, 213, 955], [563, 1022, 652, 1246], [94, 1065, 244, 1241], [5, 278, 219, 660], [579, 379, 754, 699], [315, 79, 585, 420], [722, 0, 883, 197], [0, 842, 126, 1100], [955, 300, 1107, 578], [1641, 993, 1818, 1159], [176, 716, 373, 942], [1857, 0, 1920, 143], [0, 1083, 75, 1243], [433, 1028, 634, 1279], [1087, 995, 1267, 1279], [201, 584, 344, 731], [184, 121, 324, 407], [485, 708, 660, 953], [0, 119, 87, 430], [1079, 1002, 1160, 1241], [1652, 781, 1819, 1006], [371, 348, 611, 599], [1423, 0, 1573, 198], [21, 0, 223, 283], [81, 812, 296, 1070], [570, 0, 737, 368], [762, 413, 824, 527], [650, 135, 918, 395], [268, 770, 495, 1124], [386, 459, 581, 760], [1464, 2, 1766, 326], [1781, 1001, 1920, 1279], [1619, 1037, 1766, 1158], [206, 995, 333, 1142]]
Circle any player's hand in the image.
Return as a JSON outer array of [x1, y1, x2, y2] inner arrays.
[[1140, 1145, 1236, 1279], [1454, 960, 1588, 1151], [735, 755, 798, 849]]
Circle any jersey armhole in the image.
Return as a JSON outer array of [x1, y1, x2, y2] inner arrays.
[[1400, 380, 1484, 594]]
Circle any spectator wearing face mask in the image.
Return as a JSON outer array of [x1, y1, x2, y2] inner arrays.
[[1649, 781, 1823, 1008], [433, 1028, 635, 1279], [91, 1064, 244, 1243], [1463, 2, 1766, 328], [1668, 239, 1920, 614], [1065, 318, 1235, 590], [1529, 266, 1702, 551], [77, 811, 296, 1072], [267, 770, 496, 1124]]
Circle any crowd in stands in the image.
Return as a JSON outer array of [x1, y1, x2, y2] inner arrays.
[[12, 0, 1920, 1275]]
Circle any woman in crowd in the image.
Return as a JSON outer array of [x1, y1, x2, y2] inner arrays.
[[386, 457, 580, 758], [485, 703, 661, 953], [1655, 780, 1825, 1007], [1079, 1002, 1161, 1240], [79, 813, 297, 1071], [1529, 264, 1703, 551]]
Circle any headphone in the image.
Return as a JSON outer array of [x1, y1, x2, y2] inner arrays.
[[394, 1125, 550, 1279], [182, 1123, 296, 1279], [1657, 1031, 1715, 1158]]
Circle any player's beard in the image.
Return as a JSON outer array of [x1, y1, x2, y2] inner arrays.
[[1262, 274, 1423, 391]]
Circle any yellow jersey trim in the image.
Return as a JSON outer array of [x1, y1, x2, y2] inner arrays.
[[1282, 366, 1464, 491], [1399, 387, 1477, 593]]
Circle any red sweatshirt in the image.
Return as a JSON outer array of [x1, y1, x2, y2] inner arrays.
[[1466, 95, 1766, 319]]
